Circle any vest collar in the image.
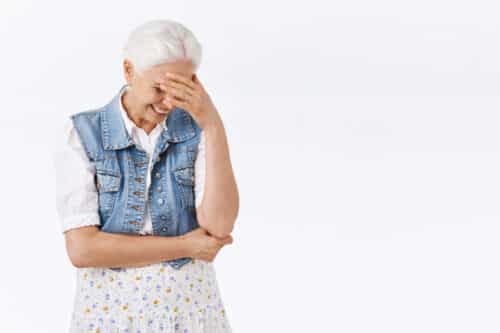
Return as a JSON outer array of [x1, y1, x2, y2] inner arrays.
[[101, 84, 196, 150]]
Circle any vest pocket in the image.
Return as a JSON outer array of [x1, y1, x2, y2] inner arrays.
[[173, 166, 195, 208], [96, 171, 121, 218]]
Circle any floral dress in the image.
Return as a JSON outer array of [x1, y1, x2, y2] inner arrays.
[[69, 259, 232, 332]]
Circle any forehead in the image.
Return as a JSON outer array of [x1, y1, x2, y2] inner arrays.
[[146, 60, 194, 81]]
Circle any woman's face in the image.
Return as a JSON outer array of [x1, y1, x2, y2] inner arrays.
[[123, 58, 195, 124]]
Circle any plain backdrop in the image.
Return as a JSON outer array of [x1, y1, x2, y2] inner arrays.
[[1, 0, 500, 332]]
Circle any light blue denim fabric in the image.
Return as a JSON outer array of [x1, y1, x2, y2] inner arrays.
[[71, 84, 202, 271]]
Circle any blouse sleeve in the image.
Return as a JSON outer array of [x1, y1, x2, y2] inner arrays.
[[53, 118, 101, 234], [194, 131, 206, 209]]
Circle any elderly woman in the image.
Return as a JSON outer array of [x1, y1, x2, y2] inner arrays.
[[54, 19, 239, 332]]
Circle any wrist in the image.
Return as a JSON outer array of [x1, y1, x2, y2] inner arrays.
[[177, 234, 193, 258]]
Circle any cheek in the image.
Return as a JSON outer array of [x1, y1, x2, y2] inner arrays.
[[139, 90, 158, 106], [152, 91, 166, 104]]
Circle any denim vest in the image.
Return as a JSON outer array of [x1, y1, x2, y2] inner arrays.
[[71, 84, 202, 271]]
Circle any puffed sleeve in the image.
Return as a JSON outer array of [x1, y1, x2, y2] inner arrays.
[[194, 131, 206, 208], [53, 117, 101, 234]]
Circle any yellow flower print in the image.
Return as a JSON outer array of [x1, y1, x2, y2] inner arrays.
[[109, 276, 115, 282], [185, 297, 191, 303], [122, 305, 128, 311], [153, 299, 159, 305], [165, 287, 172, 293], [173, 306, 178, 313], [197, 278, 203, 283], [102, 305, 109, 312], [96, 283, 102, 289], [135, 275, 142, 281], [159, 267, 165, 272], [84, 307, 91, 314]]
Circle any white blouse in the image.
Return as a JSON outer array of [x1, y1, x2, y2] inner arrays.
[[54, 87, 206, 234]]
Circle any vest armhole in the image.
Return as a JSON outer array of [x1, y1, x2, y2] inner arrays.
[[70, 111, 106, 162]]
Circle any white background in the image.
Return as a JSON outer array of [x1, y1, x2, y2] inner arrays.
[[1, 0, 500, 332]]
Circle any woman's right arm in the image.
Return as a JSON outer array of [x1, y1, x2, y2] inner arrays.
[[63, 225, 192, 268], [53, 118, 192, 268], [64, 225, 232, 269]]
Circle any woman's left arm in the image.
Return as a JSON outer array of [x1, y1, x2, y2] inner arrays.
[[196, 115, 239, 238], [158, 72, 239, 238]]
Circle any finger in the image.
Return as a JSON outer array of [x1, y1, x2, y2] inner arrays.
[[215, 237, 227, 245], [163, 80, 196, 96], [154, 77, 167, 85], [220, 236, 233, 245], [159, 84, 193, 102], [162, 93, 185, 109], [166, 98, 191, 111], [165, 72, 197, 91]]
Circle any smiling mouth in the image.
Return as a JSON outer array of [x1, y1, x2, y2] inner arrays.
[[151, 104, 170, 115]]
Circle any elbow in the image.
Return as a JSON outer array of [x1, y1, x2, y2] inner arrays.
[[209, 223, 234, 239], [67, 248, 89, 268], [69, 254, 88, 268], [196, 188, 239, 238], [66, 240, 92, 268], [196, 208, 235, 239], [64, 228, 98, 268]]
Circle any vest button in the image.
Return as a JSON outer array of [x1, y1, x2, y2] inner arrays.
[[161, 227, 167, 232], [133, 191, 142, 196], [158, 198, 164, 205], [161, 215, 167, 219], [135, 177, 144, 183], [155, 172, 161, 178]]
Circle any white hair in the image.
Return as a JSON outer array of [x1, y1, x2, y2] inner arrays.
[[122, 19, 202, 75]]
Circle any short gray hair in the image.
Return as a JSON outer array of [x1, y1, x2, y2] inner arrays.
[[122, 19, 202, 75]]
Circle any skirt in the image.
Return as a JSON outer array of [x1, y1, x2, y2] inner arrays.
[[68, 259, 232, 332]]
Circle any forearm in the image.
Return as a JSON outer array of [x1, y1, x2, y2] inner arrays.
[[66, 227, 191, 268], [197, 118, 239, 238]]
